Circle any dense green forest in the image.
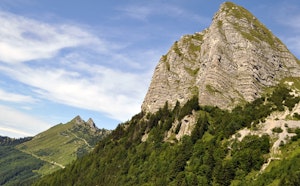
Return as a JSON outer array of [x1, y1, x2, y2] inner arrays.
[[0, 136, 32, 145], [34, 86, 300, 185], [0, 141, 46, 186]]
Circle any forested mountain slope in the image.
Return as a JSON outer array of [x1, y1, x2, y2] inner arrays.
[[0, 137, 45, 186], [34, 85, 300, 185]]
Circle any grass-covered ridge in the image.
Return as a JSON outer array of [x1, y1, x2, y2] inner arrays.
[[0, 117, 109, 185], [34, 85, 300, 185], [16, 118, 108, 176]]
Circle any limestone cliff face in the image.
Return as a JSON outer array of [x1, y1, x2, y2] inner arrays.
[[142, 2, 300, 113]]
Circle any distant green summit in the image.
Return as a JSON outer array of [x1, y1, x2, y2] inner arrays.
[[0, 116, 110, 185]]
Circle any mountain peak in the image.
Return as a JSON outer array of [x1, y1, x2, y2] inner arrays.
[[213, 1, 279, 48], [217, 1, 253, 17], [219, 1, 245, 13], [215, 3, 244, 22], [142, 2, 300, 113], [86, 118, 98, 131], [87, 118, 94, 126], [70, 116, 98, 130], [72, 115, 85, 125]]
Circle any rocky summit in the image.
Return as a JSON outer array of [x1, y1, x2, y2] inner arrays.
[[142, 2, 300, 113]]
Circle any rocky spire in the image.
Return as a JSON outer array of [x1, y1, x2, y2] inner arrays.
[[86, 118, 98, 131], [142, 1, 300, 113], [70, 116, 98, 131], [72, 115, 85, 125]]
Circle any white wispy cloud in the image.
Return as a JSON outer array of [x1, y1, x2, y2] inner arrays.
[[274, 2, 300, 29], [280, 15, 300, 30], [0, 10, 101, 64], [273, 2, 300, 57], [0, 126, 32, 137], [0, 63, 149, 121], [0, 88, 36, 103], [0, 104, 50, 138], [0, 9, 159, 123], [117, 3, 209, 24], [119, 5, 153, 21], [285, 36, 300, 57]]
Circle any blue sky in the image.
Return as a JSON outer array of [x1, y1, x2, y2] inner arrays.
[[0, 0, 300, 138]]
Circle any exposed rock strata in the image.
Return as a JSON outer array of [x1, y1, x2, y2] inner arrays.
[[142, 2, 300, 113]]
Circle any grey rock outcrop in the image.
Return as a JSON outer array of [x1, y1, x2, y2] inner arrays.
[[71, 116, 99, 132], [72, 115, 85, 125], [86, 118, 98, 132], [142, 2, 300, 113]]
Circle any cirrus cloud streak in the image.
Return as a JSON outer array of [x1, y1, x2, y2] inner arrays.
[[0, 9, 156, 128]]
